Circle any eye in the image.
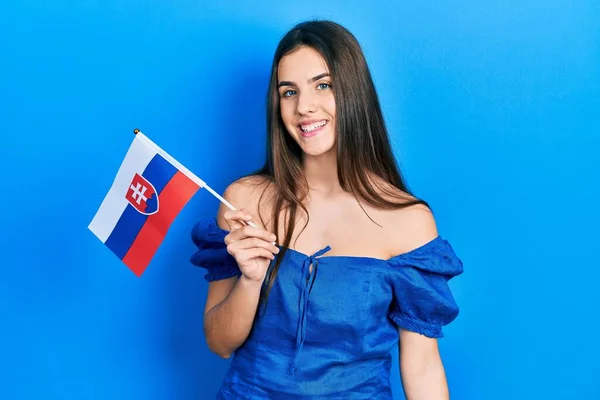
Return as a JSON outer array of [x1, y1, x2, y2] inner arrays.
[[317, 82, 331, 90], [281, 89, 296, 97]]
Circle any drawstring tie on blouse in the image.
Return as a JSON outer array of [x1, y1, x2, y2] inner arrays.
[[288, 245, 331, 375]]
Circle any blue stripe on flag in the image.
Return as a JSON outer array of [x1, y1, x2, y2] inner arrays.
[[105, 154, 177, 259]]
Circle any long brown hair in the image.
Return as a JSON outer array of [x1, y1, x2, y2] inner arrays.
[[247, 20, 428, 309]]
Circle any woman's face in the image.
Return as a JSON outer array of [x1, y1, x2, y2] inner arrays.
[[277, 46, 336, 157]]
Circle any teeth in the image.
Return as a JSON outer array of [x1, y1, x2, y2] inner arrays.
[[300, 121, 326, 132]]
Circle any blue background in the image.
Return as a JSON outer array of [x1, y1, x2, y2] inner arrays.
[[1, 1, 599, 399]]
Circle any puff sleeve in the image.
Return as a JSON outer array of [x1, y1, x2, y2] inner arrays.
[[386, 236, 463, 338], [190, 218, 241, 282]]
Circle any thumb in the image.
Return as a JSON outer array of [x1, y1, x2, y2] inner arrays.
[[228, 208, 255, 231]]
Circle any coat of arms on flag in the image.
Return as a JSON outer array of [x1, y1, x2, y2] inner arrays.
[[88, 130, 208, 277], [126, 173, 159, 215]]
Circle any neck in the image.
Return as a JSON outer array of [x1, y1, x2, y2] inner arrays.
[[302, 149, 341, 196]]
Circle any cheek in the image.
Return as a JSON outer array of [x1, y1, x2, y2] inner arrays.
[[280, 102, 296, 128], [325, 96, 336, 120]]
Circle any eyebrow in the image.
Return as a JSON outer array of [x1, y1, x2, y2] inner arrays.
[[278, 72, 330, 88]]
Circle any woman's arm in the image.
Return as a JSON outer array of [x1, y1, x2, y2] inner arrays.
[[382, 200, 459, 399], [202, 180, 278, 358], [203, 274, 263, 358], [399, 328, 450, 400]]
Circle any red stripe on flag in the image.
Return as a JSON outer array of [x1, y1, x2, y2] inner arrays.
[[122, 171, 200, 276]]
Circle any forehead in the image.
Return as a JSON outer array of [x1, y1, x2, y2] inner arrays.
[[277, 46, 329, 81]]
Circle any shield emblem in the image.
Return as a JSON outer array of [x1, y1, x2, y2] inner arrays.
[[126, 173, 159, 215]]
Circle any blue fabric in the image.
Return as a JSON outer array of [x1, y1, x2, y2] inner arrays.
[[190, 218, 463, 399], [190, 219, 242, 282]]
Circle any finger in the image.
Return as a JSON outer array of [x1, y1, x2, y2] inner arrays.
[[223, 209, 250, 230], [234, 237, 280, 254], [237, 248, 276, 263], [225, 234, 280, 255], [227, 225, 277, 244], [238, 208, 271, 230], [223, 209, 253, 231], [227, 244, 275, 262]]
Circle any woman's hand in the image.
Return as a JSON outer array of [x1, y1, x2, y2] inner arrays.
[[222, 208, 279, 283]]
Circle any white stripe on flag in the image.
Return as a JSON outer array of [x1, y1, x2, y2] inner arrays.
[[136, 132, 206, 188], [88, 135, 157, 243]]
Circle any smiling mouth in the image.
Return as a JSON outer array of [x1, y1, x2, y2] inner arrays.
[[299, 120, 327, 133]]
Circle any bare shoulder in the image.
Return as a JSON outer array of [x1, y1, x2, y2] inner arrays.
[[222, 175, 273, 207], [217, 175, 277, 229], [373, 185, 439, 256]]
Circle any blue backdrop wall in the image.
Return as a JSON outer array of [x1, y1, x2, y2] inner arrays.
[[1, 1, 598, 399]]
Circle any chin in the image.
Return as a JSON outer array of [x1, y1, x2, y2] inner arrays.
[[300, 140, 336, 157]]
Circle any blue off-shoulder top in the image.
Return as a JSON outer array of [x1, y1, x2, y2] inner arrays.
[[191, 218, 463, 399]]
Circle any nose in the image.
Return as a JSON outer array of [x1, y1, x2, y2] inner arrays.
[[296, 91, 317, 115]]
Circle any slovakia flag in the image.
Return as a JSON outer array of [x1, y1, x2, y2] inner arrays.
[[88, 131, 203, 276]]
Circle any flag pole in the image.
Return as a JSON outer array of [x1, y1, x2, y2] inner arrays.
[[133, 128, 262, 230]]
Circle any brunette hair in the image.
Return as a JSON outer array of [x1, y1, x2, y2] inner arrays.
[[247, 20, 428, 309]]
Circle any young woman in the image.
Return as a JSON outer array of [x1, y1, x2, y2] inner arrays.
[[190, 20, 463, 399]]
